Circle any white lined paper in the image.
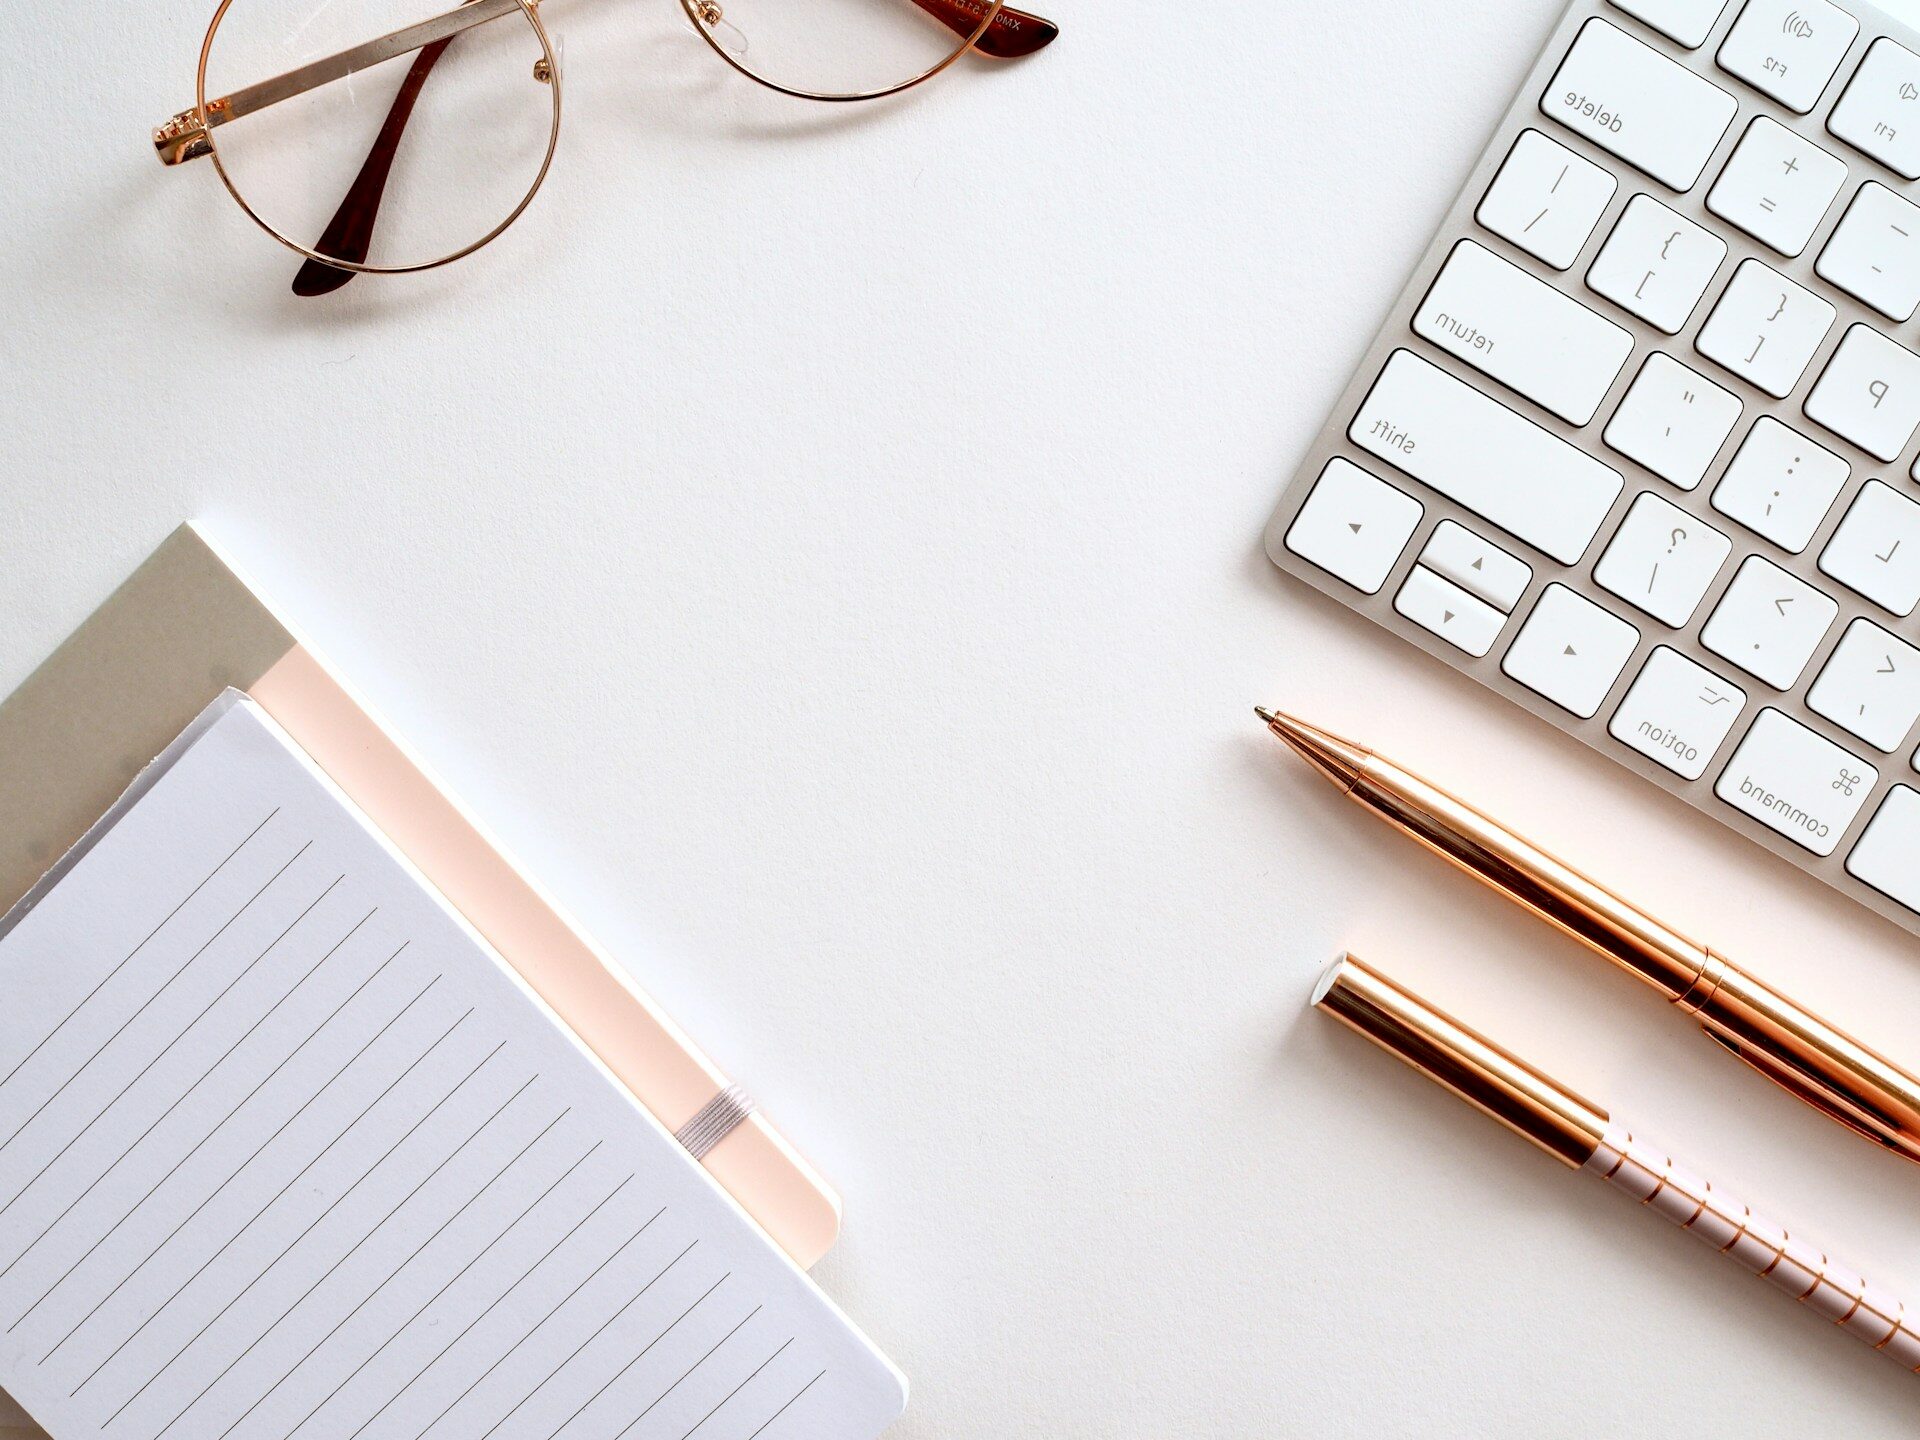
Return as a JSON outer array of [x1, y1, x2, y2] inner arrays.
[[0, 695, 903, 1440]]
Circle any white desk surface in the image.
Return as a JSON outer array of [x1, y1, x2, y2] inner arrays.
[[6, 0, 1920, 1432]]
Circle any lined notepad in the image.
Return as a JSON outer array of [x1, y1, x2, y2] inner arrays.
[[0, 696, 903, 1440]]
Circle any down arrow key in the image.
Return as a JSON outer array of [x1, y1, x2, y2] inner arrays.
[[1392, 565, 1507, 659]]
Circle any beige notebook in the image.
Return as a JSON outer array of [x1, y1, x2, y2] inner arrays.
[[0, 694, 905, 1439], [0, 527, 848, 1434]]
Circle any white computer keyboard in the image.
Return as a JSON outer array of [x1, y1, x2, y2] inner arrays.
[[1266, 0, 1920, 936]]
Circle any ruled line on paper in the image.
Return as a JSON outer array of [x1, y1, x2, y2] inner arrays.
[[44, 942, 416, 1380], [274, 1106, 576, 1440], [282, 1137, 602, 1440], [337, 1146, 617, 1440], [0, 878, 350, 1230], [0, 838, 314, 1163], [206, 1074, 547, 1440], [617, 1303, 763, 1439], [127, 1024, 502, 1422], [132, 1033, 518, 1439], [744, 1371, 827, 1440], [422, 1203, 665, 1440], [98, 1001, 480, 1429], [0, 807, 280, 1098], [8, 961, 438, 1345], [538, 1256, 718, 1440], [680, 1335, 793, 1440], [7, 907, 379, 1279]]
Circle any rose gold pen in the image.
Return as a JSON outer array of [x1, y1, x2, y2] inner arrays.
[[1256, 707, 1920, 1165], [1316, 953, 1920, 1372]]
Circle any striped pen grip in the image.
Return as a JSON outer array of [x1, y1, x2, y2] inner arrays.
[[1586, 1125, 1920, 1369]]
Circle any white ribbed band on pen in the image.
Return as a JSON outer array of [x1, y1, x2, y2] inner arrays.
[[1584, 1123, 1920, 1369], [673, 1083, 757, 1161]]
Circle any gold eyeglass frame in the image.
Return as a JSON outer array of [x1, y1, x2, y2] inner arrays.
[[153, 0, 1038, 280]]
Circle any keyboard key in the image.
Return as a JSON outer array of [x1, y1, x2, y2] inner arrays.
[[1828, 38, 1920, 179], [1814, 183, 1920, 322], [1418, 521, 1532, 611], [1716, 707, 1876, 854], [1709, 416, 1848, 552], [1701, 554, 1839, 687], [1818, 479, 1920, 615], [1413, 241, 1634, 425], [1694, 257, 1835, 397], [1717, 0, 1859, 113], [1807, 617, 1920, 751], [1586, 195, 1728, 333], [1476, 130, 1619, 270], [1611, 0, 1727, 48], [1544, 19, 1738, 190], [1503, 584, 1642, 717], [1349, 350, 1625, 564], [1603, 353, 1741, 488], [1283, 458, 1423, 594], [1705, 117, 1847, 256], [1610, 645, 1748, 778], [1846, 785, 1920, 909], [1803, 324, 1920, 462], [1594, 490, 1733, 624], [1394, 566, 1508, 656]]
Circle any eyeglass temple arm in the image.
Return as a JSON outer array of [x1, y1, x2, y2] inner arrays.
[[911, 0, 1057, 58], [152, 0, 522, 164], [289, 34, 459, 295], [151, 0, 1059, 164]]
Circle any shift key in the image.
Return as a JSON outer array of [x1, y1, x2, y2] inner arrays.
[[1350, 350, 1624, 564], [1541, 19, 1736, 190]]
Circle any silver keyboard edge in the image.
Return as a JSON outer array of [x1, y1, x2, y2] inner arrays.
[[1265, 0, 1920, 941]]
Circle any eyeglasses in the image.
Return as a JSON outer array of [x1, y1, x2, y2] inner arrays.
[[153, 0, 1058, 296]]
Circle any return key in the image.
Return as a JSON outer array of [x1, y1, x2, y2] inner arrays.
[[1414, 239, 1634, 425]]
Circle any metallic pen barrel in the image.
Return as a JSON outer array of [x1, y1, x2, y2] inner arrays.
[[1262, 708, 1920, 1164], [1315, 955, 1920, 1373], [1313, 950, 1607, 1166]]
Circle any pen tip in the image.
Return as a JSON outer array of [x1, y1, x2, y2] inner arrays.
[[1253, 708, 1368, 793]]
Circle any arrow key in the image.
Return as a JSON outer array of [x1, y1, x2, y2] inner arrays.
[[1808, 618, 1920, 752], [1395, 565, 1508, 657], [1418, 520, 1532, 611], [1282, 458, 1423, 594], [1502, 583, 1641, 718], [1701, 555, 1839, 690]]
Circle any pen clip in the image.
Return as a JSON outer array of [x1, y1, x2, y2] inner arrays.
[[1703, 1030, 1916, 1161]]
